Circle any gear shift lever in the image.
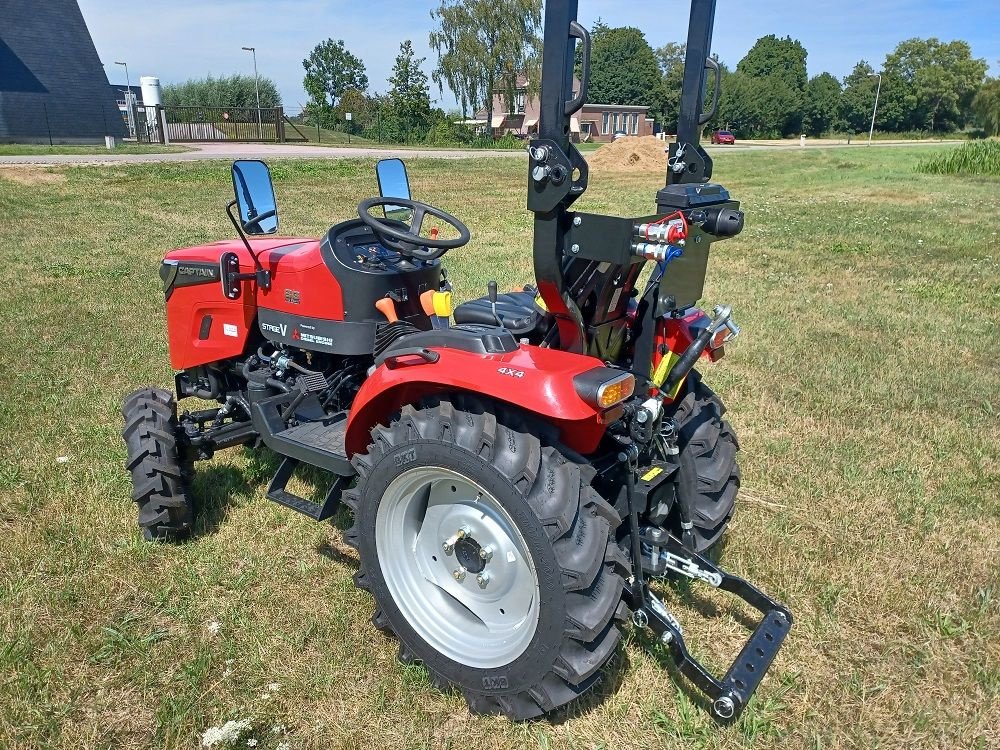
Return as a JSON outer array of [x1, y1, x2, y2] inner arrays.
[[487, 281, 501, 327]]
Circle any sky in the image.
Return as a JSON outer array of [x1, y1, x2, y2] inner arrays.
[[80, 0, 1000, 113]]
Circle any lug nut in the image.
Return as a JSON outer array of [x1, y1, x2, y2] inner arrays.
[[452, 567, 467, 582], [442, 526, 470, 554], [476, 573, 491, 588], [478, 545, 494, 563]]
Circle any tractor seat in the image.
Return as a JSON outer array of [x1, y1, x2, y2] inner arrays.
[[452, 290, 544, 336]]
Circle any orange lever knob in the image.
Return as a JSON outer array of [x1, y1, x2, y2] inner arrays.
[[375, 296, 399, 323], [419, 289, 436, 317]]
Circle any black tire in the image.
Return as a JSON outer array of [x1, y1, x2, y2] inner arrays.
[[343, 395, 629, 720], [652, 371, 740, 552], [121, 387, 195, 541]]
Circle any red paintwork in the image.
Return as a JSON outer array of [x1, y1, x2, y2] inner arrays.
[[164, 237, 341, 369], [650, 308, 719, 402], [344, 343, 611, 457]]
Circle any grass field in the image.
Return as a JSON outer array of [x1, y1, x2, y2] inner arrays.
[[0, 146, 997, 750], [0, 143, 191, 156]]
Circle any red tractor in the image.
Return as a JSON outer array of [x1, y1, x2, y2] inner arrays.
[[123, 0, 790, 724]]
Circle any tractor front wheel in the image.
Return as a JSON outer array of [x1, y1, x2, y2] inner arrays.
[[344, 396, 628, 720], [653, 371, 741, 552], [121, 388, 195, 541]]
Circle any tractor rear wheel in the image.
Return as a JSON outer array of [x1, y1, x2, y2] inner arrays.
[[344, 396, 628, 720], [122, 388, 195, 541], [654, 371, 740, 552]]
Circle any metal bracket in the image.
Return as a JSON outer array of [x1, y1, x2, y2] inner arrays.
[[625, 529, 793, 725]]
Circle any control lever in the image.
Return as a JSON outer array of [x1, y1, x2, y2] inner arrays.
[[375, 296, 399, 323], [487, 281, 501, 327]]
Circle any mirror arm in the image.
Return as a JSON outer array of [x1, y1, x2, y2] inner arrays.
[[226, 200, 271, 290]]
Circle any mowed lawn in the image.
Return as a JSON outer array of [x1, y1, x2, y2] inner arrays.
[[0, 147, 997, 750]]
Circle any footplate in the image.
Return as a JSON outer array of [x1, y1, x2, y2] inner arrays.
[[626, 532, 792, 725]]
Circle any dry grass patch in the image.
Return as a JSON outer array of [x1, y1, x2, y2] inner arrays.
[[0, 167, 68, 185]]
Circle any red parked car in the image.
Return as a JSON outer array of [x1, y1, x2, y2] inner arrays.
[[711, 129, 736, 144]]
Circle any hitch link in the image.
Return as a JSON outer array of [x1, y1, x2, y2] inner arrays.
[[659, 549, 723, 587]]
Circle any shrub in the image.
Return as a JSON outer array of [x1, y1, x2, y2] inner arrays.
[[916, 139, 1000, 176]]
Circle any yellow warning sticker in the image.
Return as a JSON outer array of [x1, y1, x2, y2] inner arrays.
[[641, 467, 663, 481]]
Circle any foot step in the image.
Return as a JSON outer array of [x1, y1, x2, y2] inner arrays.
[[266, 456, 347, 521]]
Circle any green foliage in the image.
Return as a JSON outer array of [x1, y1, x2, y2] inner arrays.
[[423, 118, 473, 145], [916, 139, 1000, 175], [840, 61, 879, 133], [429, 0, 542, 122], [804, 73, 844, 136], [972, 77, 1000, 137], [881, 38, 988, 132], [383, 41, 435, 142], [717, 71, 800, 138], [161, 74, 281, 108], [654, 42, 685, 134], [302, 39, 369, 108], [588, 27, 669, 123], [732, 34, 808, 136]]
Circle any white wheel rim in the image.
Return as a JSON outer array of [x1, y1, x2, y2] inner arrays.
[[375, 467, 540, 668]]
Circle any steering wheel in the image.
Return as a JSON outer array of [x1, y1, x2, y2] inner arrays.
[[357, 197, 471, 261], [243, 209, 276, 234]]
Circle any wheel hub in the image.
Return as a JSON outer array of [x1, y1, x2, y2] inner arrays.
[[454, 536, 485, 574]]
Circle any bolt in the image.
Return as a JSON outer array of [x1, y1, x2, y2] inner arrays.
[[476, 572, 491, 588], [479, 545, 494, 563], [660, 630, 673, 645], [713, 696, 735, 720], [636, 409, 649, 424], [649, 527, 666, 543], [570, 243, 580, 254], [631, 609, 649, 628], [442, 526, 470, 554], [452, 567, 467, 582], [572, 216, 582, 226]]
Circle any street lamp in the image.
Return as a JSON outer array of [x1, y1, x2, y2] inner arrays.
[[868, 73, 882, 147], [114, 60, 135, 138], [242, 46, 264, 140]]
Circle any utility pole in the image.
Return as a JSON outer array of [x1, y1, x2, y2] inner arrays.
[[868, 73, 882, 147], [115, 61, 135, 138], [242, 46, 263, 140]]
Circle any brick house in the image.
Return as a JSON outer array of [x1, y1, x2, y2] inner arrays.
[[475, 75, 654, 142]]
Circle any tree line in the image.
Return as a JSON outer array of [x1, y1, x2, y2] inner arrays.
[[592, 22, 996, 139], [161, 1, 1000, 144]]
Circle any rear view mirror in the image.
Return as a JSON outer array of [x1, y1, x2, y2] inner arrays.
[[232, 160, 278, 235], [376, 158, 411, 222]]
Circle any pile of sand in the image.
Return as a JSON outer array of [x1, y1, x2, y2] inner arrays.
[[587, 136, 669, 173]]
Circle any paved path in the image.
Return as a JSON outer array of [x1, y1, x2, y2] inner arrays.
[[0, 138, 961, 167], [0, 142, 525, 166]]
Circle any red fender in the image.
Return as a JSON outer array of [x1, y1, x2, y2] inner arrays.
[[345, 344, 611, 457]]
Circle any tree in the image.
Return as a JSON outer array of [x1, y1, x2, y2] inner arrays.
[[429, 0, 542, 131], [972, 76, 1000, 136], [384, 41, 434, 141], [654, 42, 685, 134], [588, 27, 669, 125], [716, 71, 799, 138], [882, 38, 987, 131], [735, 34, 807, 135], [162, 74, 281, 108], [840, 61, 879, 133], [803, 72, 842, 135], [335, 88, 374, 134], [302, 39, 368, 111]]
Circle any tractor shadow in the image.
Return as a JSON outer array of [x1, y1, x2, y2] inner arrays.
[[188, 447, 284, 538]]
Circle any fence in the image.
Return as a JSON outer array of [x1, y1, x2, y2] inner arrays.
[[135, 105, 307, 144]]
